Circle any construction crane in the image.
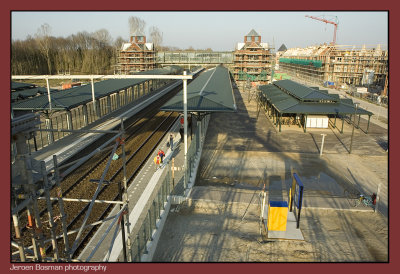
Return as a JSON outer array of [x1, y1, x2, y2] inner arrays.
[[305, 15, 338, 45]]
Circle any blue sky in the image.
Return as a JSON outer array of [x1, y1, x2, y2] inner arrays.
[[11, 11, 388, 51]]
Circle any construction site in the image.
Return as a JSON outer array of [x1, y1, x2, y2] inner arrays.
[[10, 12, 388, 264]]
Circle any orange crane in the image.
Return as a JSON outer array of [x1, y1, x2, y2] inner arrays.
[[305, 15, 338, 45]]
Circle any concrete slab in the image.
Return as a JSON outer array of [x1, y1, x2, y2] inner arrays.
[[263, 211, 305, 241]]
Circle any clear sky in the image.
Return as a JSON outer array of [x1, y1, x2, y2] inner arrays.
[[11, 11, 388, 51]]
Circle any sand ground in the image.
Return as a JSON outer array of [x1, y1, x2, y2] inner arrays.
[[153, 82, 388, 262]]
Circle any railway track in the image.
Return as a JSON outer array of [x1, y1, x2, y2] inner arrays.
[[52, 112, 177, 259], [11, 82, 182, 261]]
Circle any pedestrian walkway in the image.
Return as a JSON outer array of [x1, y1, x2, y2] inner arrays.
[[77, 118, 182, 261]]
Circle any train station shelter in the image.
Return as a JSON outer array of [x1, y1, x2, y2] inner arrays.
[[11, 67, 182, 113], [161, 65, 237, 154], [258, 80, 373, 133], [11, 66, 183, 152], [160, 65, 237, 115]]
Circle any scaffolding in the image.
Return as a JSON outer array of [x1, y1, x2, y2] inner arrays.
[[11, 113, 133, 262], [116, 50, 156, 74], [279, 44, 388, 90], [116, 35, 156, 74], [233, 30, 273, 84]]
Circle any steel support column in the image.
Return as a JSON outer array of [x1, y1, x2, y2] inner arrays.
[[82, 105, 88, 126], [183, 71, 188, 190], [334, 115, 337, 128], [341, 117, 344, 134], [45, 118, 54, 145], [66, 110, 73, 131], [46, 78, 52, 112], [91, 78, 99, 119], [366, 115, 371, 133]]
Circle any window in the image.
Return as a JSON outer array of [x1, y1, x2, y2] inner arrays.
[[246, 36, 251, 42]]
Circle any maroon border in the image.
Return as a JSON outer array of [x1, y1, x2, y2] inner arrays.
[[3, 1, 397, 273]]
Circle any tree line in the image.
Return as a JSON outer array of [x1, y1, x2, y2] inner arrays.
[[12, 25, 120, 75], [12, 16, 213, 75]]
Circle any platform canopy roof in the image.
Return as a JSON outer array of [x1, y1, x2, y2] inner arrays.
[[11, 81, 36, 91], [259, 80, 372, 116], [160, 65, 237, 113], [11, 66, 182, 111], [11, 87, 58, 102]]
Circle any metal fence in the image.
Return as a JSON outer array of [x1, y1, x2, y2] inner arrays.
[[131, 167, 172, 261], [346, 90, 388, 106], [129, 114, 210, 262]]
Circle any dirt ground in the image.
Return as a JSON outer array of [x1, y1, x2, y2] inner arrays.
[[152, 83, 388, 262], [153, 202, 388, 262]]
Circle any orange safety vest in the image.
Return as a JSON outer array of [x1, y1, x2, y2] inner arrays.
[[154, 156, 161, 165]]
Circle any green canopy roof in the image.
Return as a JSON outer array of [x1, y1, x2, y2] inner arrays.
[[161, 65, 237, 113], [11, 87, 58, 102], [11, 81, 35, 90], [259, 80, 372, 116], [11, 66, 181, 111], [274, 80, 338, 102]]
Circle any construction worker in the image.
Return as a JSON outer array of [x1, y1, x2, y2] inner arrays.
[[154, 154, 161, 170]]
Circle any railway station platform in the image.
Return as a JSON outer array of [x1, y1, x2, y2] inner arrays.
[[30, 79, 183, 174], [77, 111, 210, 262]]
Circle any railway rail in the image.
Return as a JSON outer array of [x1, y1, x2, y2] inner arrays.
[[11, 81, 183, 261]]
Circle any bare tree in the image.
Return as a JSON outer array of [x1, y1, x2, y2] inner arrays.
[[12, 28, 120, 75], [93, 29, 112, 47], [35, 23, 53, 74], [114, 36, 125, 49], [128, 16, 146, 36], [149, 26, 163, 49]]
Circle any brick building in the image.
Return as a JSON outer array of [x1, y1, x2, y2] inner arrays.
[[116, 32, 156, 74], [233, 29, 273, 84]]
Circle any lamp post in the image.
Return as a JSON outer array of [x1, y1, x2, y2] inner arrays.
[[349, 103, 359, 154], [183, 71, 188, 190]]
